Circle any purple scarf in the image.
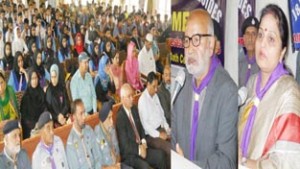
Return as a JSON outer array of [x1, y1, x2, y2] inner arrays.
[[41, 142, 57, 169], [190, 56, 220, 160], [240, 63, 288, 158], [244, 55, 256, 86]]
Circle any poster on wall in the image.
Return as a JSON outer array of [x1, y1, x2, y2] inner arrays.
[[289, 0, 300, 51], [238, 0, 256, 46], [170, 0, 227, 67]]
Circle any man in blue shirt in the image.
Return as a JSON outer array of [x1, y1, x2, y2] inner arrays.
[[70, 52, 97, 115]]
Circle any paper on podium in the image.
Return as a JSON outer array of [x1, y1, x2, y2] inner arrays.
[[171, 150, 202, 169], [239, 164, 250, 169]]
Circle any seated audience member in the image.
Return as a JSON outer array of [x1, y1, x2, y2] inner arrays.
[[116, 83, 166, 169], [102, 40, 114, 60], [95, 54, 116, 103], [43, 36, 59, 72], [32, 111, 69, 169], [73, 33, 87, 58], [149, 25, 163, 74], [95, 99, 133, 169], [125, 42, 143, 92], [0, 120, 31, 169], [46, 64, 70, 127], [8, 51, 28, 92], [138, 33, 156, 79], [3, 42, 14, 71], [0, 31, 4, 69], [20, 69, 46, 139], [157, 65, 171, 126], [89, 42, 101, 78], [130, 26, 143, 51], [32, 50, 50, 89], [66, 99, 102, 169], [25, 40, 37, 67], [0, 71, 19, 137], [70, 52, 97, 115], [58, 35, 71, 63], [12, 27, 29, 56], [110, 50, 123, 96], [138, 72, 171, 167]]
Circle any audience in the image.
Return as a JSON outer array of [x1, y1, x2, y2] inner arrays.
[[0, 2, 171, 168]]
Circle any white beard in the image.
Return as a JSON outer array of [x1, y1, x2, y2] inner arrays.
[[186, 63, 206, 78], [12, 145, 21, 154]]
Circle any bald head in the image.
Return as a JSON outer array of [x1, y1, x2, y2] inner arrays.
[[187, 9, 214, 36], [120, 83, 134, 109]]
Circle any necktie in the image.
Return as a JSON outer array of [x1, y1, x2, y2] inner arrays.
[[128, 111, 141, 144]]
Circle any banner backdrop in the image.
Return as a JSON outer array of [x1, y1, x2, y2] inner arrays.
[[238, 0, 256, 45], [170, 0, 226, 67], [289, 0, 300, 51]]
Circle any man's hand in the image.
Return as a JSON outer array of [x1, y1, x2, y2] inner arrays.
[[139, 144, 147, 159], [159, 131, 168, 140], [176, 143, 184, 157]]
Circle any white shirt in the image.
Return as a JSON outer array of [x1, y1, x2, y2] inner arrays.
[[12, 27, 28, 56], [138, 46, 156, 76], [138, 89, 169, 138]]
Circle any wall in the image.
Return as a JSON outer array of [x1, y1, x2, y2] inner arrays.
[[224, 0, 239, 84]]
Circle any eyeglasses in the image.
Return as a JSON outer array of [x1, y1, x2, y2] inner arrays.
[[183, 34, 212, 48]]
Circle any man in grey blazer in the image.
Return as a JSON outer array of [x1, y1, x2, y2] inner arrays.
[[172, 9, 238, 169]]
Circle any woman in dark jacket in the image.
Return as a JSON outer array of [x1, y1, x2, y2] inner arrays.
[[3, 42, 14, 71], [45, 64, 70, 127], [20, 68, 46, 139]]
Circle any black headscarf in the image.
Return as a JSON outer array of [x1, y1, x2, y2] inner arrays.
[[4, 42, 13, 70], [13, 51, 24, 80], [33, 50, 45, 77], [21, 68, 45, 121], [60, 35, 70, 58]]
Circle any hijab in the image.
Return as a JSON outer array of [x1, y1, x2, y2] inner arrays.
[[74, 33, 84, 54], [98, 54, 110, 91]]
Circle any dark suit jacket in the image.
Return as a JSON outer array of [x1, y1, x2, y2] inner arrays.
[[116, 105, 146, 164], [172, 66, 238, 169], [157, 82, 171, 126]]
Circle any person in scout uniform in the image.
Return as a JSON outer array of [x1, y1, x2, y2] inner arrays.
[[94, 98, 133, 169], [66, 99, 102, 169], [32, 111, 69, 169], [0, 120, 31, 169]]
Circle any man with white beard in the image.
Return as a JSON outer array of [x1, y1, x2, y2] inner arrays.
[[0, 120, 31, 169]]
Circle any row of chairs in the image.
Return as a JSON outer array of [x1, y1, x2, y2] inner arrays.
[[0, 92, 141, 161]]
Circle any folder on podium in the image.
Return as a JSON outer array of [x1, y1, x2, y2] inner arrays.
[[171, 150, 202, 169]]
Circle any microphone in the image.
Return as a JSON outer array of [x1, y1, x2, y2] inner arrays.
[[238, 86, 248, 106], [171, 70, 186, 105]]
